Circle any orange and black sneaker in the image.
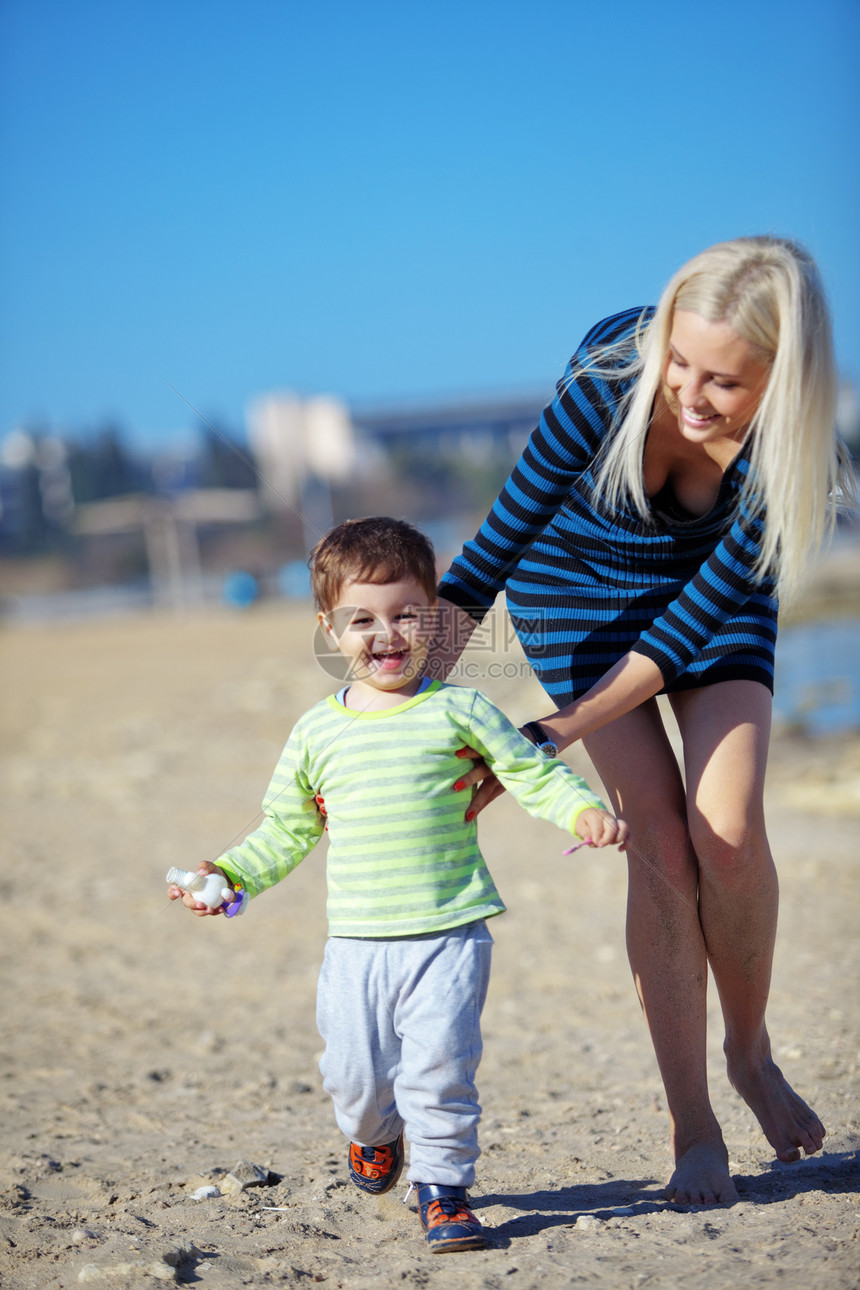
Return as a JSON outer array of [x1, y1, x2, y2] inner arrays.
[[416, 1183, 485, 1253], [348, 1132, 404, 1195]]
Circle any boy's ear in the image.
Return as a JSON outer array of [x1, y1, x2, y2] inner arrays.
[[317, 611, 341, 652]]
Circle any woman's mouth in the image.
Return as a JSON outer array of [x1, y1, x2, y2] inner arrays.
[[680, 406, 719, 429]]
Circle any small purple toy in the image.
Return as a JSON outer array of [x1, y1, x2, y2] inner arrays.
[[222, 884, 249, 918]]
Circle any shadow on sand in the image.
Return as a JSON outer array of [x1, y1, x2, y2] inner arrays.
[[475, 1148, 859, 1245]]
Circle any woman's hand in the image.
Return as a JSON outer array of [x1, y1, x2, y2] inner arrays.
[[453, 746, 506, 820]]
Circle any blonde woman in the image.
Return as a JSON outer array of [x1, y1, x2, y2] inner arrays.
[[436, 236, 855, 1205]]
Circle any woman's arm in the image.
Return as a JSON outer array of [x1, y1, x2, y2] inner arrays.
[[457, 651, 665, 817], [532, 651, 665, 751], [437, 312, 643, 621], [428, 598, 482, 680]]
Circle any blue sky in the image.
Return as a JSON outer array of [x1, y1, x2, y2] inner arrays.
[[1, 0, 858, 450]]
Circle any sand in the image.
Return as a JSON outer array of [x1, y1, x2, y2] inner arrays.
[[1, 603, 858, 1289]]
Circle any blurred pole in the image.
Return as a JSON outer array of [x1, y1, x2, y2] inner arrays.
[[77, 490, 259, 611]]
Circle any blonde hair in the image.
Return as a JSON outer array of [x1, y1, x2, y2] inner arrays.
[[590, 236, 855, 599]]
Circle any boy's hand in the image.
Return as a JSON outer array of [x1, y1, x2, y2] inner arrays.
[[573, 809, 629, 851], [167, 862, 228, 916]]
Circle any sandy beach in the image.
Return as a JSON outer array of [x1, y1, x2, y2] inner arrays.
[[1, 601, 858, 1289]]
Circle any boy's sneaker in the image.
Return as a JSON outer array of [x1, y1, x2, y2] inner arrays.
[[348, 1132, 404, 1195], [416, 1183, 485, 1253]]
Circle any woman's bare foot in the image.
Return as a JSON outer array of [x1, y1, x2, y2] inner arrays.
[[727, 1051, 826, 1162], [664, 1140, 738, 1206]]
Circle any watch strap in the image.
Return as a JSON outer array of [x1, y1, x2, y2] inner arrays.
[[523, 721, 559, 758], [523, 721, 549, 746]]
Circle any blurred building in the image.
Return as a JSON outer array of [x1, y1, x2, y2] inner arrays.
[[245, 393, 356, 554], [352, 394, 542, 468]]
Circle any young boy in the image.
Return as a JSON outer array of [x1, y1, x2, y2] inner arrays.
[[170, 516, 627, 1253]]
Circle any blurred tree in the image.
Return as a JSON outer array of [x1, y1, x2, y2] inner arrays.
[[90, 424, 140, 498], [66, 425, 143, 506], [0, 459, 44, 553], [198, 421, 259, 490]]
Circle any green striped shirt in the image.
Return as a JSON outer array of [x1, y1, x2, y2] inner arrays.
[[218, 681, 606, 937]]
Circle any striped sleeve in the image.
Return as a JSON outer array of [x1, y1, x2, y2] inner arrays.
[[217, 723, 325, 898], [438, 308, 647, 620], [458, 690, 608, 831]]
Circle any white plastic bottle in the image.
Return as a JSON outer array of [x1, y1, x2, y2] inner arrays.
[[166, 866, 233, 910]]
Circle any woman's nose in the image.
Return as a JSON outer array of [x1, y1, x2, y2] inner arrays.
[[680, 375, 706, 404]]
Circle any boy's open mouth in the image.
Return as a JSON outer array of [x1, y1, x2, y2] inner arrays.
[[371, 648, 408, 670]]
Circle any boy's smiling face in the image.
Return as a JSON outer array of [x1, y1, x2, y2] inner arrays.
[[319, 577, 437, 704]]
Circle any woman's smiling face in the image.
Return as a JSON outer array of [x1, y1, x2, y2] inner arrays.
[[663, 309, 771, 446]]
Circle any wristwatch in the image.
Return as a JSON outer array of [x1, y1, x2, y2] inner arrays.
[[522, 721, 559, 760]]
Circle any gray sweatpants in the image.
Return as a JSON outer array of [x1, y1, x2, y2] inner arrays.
[[316, 920, 493, 1188]]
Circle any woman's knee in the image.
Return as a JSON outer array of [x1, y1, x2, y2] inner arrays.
[[626, 806, 697, 888], [670, 680, 772, 878], [686, 804, 770, 886], [635, 813, 690, 860]]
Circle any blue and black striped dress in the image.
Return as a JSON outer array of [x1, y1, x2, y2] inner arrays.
[[438, 308, 778, 707]]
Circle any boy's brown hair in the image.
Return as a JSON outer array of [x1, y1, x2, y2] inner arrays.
[[309, 516, 438, 613]]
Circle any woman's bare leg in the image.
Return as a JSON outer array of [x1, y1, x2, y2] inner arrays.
[[670, 681, 825, 1164], [584, 700, 736, 1204]]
